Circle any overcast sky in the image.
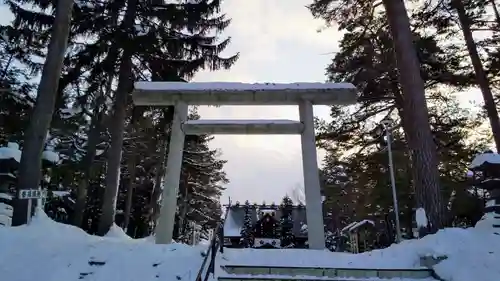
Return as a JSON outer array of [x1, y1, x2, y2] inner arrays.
[[193, 0, 344, 204], [0, 0, 344, 204]]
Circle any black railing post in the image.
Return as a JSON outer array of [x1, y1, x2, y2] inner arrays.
[[219, 223, 224, 253], [196, 222, 223, 281], [204, 237, 217, 281]]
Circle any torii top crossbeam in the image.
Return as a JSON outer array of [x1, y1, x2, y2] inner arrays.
[[132, 82, 357, 106]]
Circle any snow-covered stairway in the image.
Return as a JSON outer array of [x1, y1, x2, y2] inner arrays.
[[214, 249, 442, 281], [218, 264, 437, 281]]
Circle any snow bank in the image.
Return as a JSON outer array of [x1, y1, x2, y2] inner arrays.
[[0, 193, 13, 200], [0, 202, 13, 226], [220, 227, 500, 281], [42, 150, 60, 164], [0, 211, 206, 281], [104, 223, 132, 240], [0, 142, 60, 164], [51, 190, 70, 197], [426, 228, 500, 281], [475, 212, 500, 234], [2, 211, 499, 281], [0, 142, 21, 162]]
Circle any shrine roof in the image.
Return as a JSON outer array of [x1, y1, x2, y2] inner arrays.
[[223, 204, 307, 237], [470, 152, 500, 170], [341, 219, 375, 233], [224, 204, 305, 209]]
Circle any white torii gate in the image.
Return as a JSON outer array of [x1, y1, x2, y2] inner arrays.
[[131, 82, 357, 249]]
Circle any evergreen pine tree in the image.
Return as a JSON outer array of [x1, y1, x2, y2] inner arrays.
[[325, 231, 336, 252], [0, 35, 33, 143], [280, 195, 294, 248], [240, 200, 253, 247], [172, 108, 228, 239], [3, 0, 238, 233], [309, 0, 492, 232]]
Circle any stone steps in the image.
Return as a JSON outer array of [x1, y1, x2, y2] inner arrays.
[[219, 265, 436, 281], [218, 277, 433, 281]]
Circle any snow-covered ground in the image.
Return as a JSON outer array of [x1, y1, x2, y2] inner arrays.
[[1, 211, 499, 281], [0, 211, 206, 281], [219, 227, 500, 281]]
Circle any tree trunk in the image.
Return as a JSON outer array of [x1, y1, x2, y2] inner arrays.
[[97, 0, 138, 235], [72, 0, 122, 227], [72, 85, 109, 227], [122, 153, 137, 231], [12, 0, 73, 226], [452, 0, 500, 152], [72, 111, 102, 226], [382, 0, 446, 231], [177, 173, 190, 240], [149, 140, 166, 226], [73, 6, 121, 227], [122, 108, 143, 231], [393, 86, 419, 233]]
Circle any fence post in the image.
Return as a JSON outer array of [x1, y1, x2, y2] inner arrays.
[[219, 224, 224, 253]]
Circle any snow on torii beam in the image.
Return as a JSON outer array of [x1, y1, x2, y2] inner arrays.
[[131, 81, 357, 249], [132, 82, 357, 106], [182, 119, 304, 135]]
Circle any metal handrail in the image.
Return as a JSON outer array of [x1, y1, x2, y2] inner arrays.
[[195, 223, 223, 281]]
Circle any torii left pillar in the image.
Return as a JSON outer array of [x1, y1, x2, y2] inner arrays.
[[155, 102, 188, 244]]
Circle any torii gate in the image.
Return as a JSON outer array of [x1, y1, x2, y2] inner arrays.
[[131, 82, 357, 249]]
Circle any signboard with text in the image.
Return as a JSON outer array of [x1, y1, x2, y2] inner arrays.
[[18, 189, 44, 200]]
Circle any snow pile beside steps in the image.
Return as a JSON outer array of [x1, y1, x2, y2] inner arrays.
[[0, 211, 206, 281]]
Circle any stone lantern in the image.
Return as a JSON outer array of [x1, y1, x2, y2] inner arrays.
[[0, 142, 21, 226], [0, 142, 61, 225], [0, 143, 20, 192], [468, 151, 500, 234]]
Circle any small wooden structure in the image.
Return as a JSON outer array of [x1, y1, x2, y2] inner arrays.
[[341, 220, 376, 253]]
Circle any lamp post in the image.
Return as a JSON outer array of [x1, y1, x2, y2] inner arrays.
[[377, 119, 402, 243]]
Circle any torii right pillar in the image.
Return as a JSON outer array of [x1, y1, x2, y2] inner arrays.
[[299, 99, 326, 249]]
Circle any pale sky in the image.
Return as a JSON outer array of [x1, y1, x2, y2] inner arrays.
[[191, 0, 486, 205], [0, 0, 344, 204], [193, 0, 342, 204]]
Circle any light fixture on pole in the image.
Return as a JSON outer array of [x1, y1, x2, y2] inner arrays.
[[374, 119, 402, 243]]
